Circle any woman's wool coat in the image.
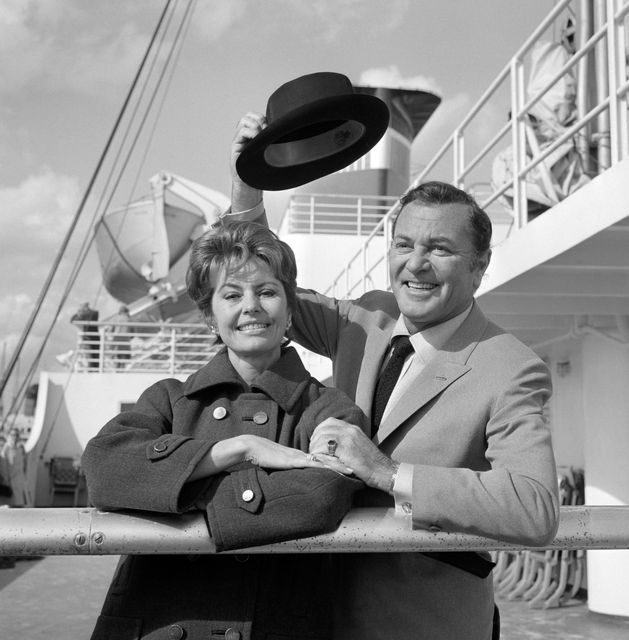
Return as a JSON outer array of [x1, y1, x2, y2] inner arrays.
[[83, 346, 366, 640]]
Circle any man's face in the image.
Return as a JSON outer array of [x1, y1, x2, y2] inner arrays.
[[389, 201, 490, 334]]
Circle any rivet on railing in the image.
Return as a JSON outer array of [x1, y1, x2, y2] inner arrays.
[[92, 532, 105, 545], [74, 532, 87, 547]]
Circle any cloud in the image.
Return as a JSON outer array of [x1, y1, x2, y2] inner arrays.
[[191, 0, 248, 40], [0, 168, 108, 380], [0, 1, 153, 95], [0, 170, 81, 334], [1, 169, 80, 244], [359, 65, 442, 96], [261, 0, 411, 41]]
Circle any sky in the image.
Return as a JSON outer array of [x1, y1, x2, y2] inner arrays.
[[0, 0, 557, 401]]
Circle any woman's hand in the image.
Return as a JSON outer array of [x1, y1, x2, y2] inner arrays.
[[241, 434, 354, 475], [230, 112, 266, 212], [309, 418, 398, 493], [189, 433, 353, 482]]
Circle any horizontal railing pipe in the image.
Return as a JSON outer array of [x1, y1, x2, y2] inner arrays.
[[1, 506, 628, 557]]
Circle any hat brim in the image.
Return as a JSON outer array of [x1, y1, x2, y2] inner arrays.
[[236, 94, 390, 191]]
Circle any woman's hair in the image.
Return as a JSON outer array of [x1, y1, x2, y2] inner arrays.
[[186, 222, 298, 321]]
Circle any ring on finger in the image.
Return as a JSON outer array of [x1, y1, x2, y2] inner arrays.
[[327, 439, 338, 456]]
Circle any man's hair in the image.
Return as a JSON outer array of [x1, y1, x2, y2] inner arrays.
[[396, 181, 492, 257], [186, 222, 298, 320]]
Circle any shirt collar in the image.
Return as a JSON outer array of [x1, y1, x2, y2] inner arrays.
[[183, 346, 311, 411], [391, 303, 474, 362]]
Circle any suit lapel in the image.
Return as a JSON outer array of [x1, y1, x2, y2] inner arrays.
[[373, 303, 489, 445], [374, 358, 470, 444], [355, 323, 392, 418]]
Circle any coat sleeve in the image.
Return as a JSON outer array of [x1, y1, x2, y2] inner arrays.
[[290, 288, 349, 359], [409, 357, 560, 547], [81, 380, 217, 514], [204, 386, 367, 551]]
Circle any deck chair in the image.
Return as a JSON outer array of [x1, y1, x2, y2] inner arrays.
[[49, 456, 84, 506]]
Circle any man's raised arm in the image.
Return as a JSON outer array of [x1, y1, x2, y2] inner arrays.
[[226, 112, 268, 225]]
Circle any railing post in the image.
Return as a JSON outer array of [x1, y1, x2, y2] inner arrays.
[[384, 213, 392, 292], [362, 244, 367, 294], [453, 128, 465, 189], [606, 0, 624, 164], [452, 128, 460, 186], [510, 56, 528, 229], [98, 328, 105, 373], [577, 0, 595, 175], [596, 0, 613, 169], [614, 0, 629, 160], [309, 196, 315, 235], [170, 328, 176, 375]]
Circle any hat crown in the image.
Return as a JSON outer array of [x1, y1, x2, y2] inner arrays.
[[266, 72, 354, 123]]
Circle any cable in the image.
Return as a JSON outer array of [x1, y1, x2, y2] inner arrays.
[[0, 0, 175, 410]]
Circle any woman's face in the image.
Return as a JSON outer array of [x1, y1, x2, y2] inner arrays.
[[210, 258, 290, 367]]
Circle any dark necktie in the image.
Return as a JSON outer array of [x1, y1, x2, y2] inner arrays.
[[371, 335, 414, 432]]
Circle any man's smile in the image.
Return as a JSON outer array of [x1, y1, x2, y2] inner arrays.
[[405, 281, 438, 291]]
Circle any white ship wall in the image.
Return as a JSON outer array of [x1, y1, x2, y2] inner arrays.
[[285, 232, 388, 292], [28, 370, 185, 506]]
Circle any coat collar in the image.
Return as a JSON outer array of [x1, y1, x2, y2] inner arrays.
[[374, 302, 489, 445], [183, 346, 311, 412]]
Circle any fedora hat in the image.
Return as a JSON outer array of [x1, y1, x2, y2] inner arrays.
[[236, 72, 390, 191]]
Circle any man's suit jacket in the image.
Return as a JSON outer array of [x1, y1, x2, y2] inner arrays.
[[292, 288, 560, 640]]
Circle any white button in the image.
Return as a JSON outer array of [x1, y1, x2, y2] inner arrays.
[[402, 502, 412, 515], [253, 411, 268, 425], [213, 406, 227, 420], [242, 489, 254, 502]]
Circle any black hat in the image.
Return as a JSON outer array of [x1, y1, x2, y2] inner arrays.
[[236, 72, 390, 191]]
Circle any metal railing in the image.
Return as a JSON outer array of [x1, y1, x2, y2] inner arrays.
[[1, 506, 627, 556], [324, 0, 629, 299], [281, 193, 398, 236], [70, 321, 219, 374]]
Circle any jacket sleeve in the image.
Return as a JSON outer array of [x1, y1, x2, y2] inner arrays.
[[81, 380, 217, 514], [205, 385, 367, 551], [290, 288, 350, 359], [409, 357, 559, 547]]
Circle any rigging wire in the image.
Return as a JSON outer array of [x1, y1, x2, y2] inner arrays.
[[92, 0, 198, 306], [0, 0, 175, 420], [90, 0, 185, 287], [2, 0, 198, 436]]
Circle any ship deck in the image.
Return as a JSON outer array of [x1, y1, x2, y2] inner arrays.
[[2, 556, 629, 638]]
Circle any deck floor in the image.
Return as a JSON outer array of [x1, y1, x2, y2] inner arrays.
[[2, 555, 629, 638]]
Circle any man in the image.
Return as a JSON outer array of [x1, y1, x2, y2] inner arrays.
[[71, 302, 100, 370], [228, 113, 559, 639]]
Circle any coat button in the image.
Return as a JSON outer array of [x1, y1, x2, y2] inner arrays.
[[213, 406, 227, 419], [225, 629, 241, 640], [153, 441, 168, 452], [253, 411, 268, 425], [242, 489, 255, 502], [167, 624, 184, 640], [402, 502, 412, 515]]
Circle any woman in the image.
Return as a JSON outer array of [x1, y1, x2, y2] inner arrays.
[[82, 222, 366, 640]]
